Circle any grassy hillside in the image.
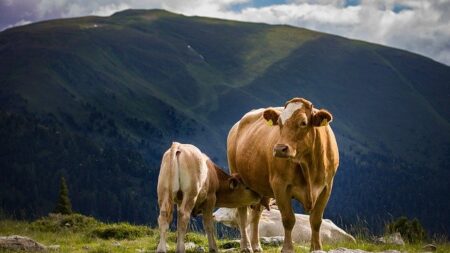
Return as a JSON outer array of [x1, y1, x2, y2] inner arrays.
[[0, 215, 449, 253], [0, 9, 449, 235]]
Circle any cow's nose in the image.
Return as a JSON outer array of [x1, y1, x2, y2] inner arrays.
[[273, 144, 289, 157]]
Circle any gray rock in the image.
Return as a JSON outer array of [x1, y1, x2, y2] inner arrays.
[[422, 244, 437, 252], [185, 242, 205, 252], [112, 241, 121, 247], [185, 242, 197, 250], [48, 245, 60, 250], [194, 246, 206, 252], [313, 248, 401, 253], [260, 236, 284, 246], [0, 235, 47, 252], [376, 233, 405, 246], [222, 249, 239, 252]]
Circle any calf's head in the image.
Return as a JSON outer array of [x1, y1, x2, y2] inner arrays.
[[263, 97, 332, 159], [217, 174, 261, 208]]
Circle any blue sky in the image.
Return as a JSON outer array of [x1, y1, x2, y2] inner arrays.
[[1, 0, 449, 65]]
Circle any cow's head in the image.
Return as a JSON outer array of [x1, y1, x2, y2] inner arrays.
[[263, 97, 332, 159]]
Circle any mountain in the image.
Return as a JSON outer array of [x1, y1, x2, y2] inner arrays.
[[0, 9, 449, 235]]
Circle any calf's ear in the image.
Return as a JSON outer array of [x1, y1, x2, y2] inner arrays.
[[311, 109, 333, 127], [228, 177, 239, 189], [263, 109, 280, 126]]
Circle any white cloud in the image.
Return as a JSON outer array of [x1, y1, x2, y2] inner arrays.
[[2, 19, 32, 30], [1, 0, 449, 65], [90, 3, 130, 16]]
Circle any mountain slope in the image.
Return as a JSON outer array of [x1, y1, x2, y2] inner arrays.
[[0, 9, 449, 234]]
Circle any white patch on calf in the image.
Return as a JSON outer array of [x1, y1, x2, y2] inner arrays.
[[280, 102, 303, 124]]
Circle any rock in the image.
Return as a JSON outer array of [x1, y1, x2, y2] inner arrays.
[[214, 207, 356, 244], [0, 235, 47, 252], [329, 248, 367, 253], [222, 249, 239, 252], [221, 240, 240, 249], [185, 242, 197, 250], [194, 246, 206, 252], [48, 244, 60, 250], [376, 232, 405, 246], [111, 241, 121, 247], [422, 244, 437, 252], [313, 248, 401, 253], [260, 236, 284, 246]]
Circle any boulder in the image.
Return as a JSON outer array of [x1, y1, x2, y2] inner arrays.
[[0, 235, 47, 252], [213, 207, 356, 244]]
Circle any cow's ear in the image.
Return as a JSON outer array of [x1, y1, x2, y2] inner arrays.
[[311, 109, 333, 127], [228, 177, 239, 190], [263, 109, 280, 126]]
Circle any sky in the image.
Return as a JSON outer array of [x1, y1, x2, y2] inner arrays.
[[0, 0, 449, 66]]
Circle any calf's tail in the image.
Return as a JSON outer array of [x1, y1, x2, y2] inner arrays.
[[157, 142, 182, 227]]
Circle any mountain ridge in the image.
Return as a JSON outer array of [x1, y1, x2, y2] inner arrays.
[[0, 9, 449, 235]]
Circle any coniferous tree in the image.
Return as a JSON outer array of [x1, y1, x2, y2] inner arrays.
[[53, 176, 72, 214]]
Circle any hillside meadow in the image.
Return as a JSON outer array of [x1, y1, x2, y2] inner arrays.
[[0, 214, 449, 253]]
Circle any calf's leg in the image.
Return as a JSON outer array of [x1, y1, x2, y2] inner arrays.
[[176, 195, 197, 253], [202, 195, 218, 252], [157, 198, 173, 253], [238, 206, 253, 252], [249, 205, 263, 252]]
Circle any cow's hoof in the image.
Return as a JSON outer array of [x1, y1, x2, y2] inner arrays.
[[253, 248, 263, 252], [240, 248, 253, 253]]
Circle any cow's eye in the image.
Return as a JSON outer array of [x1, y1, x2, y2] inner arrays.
[[299, 121, 308, 128]]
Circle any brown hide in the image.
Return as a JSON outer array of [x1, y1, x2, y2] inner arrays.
[[227, 98, 339, 251], [157, 142, 260, 253]]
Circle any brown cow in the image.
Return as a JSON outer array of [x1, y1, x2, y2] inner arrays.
[[227, 98, 339, 252], [157, 142, 261, 253]]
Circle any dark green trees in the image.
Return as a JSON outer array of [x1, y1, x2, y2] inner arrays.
[[53, 177, 72, 215]]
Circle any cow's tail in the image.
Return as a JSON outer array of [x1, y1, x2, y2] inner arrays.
[[157, 142, 181, 226]]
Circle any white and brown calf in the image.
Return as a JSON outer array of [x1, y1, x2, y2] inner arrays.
[[156, 142, 261, 253]]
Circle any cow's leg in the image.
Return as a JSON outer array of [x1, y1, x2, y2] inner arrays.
[[157, 198, 173, 252], [238, 206, 252, 253], [249, 205, 263, 252], [309, 186, 332, 251], [273, 187, 295, 253], [176, 194, 197, 253], [202, 195, 219, 252]]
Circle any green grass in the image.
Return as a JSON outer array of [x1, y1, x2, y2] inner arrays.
[[0, 216, 449, 253]]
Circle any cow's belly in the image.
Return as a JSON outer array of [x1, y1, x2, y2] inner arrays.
[[234, 153, 274, 197]]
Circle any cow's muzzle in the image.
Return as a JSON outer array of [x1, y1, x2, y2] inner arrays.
[[273, 144, 290, 158]]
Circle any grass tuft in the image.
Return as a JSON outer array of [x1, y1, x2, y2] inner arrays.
[[30, 213, 99, 232], [89, 223, 153, 240]]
